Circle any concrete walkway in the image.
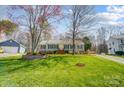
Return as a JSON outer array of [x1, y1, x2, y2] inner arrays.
[[97, 55, 124, 64]]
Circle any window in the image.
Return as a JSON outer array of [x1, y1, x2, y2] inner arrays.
[[80, 45, 83, 49], [64, 45, 69, 49], [112, 42, 114, 45], [121, 40, 123, 44], [48, 45, 52, 49], [77, 45, 79, 49], [54, 45, 59, 49], [48, 44, 58, 49], [114, 48, 115, 52], [70, 45, 74, 49], [121, 46, 123, 51], [10, 40, 12, 43], [77, 45, 83, 49]]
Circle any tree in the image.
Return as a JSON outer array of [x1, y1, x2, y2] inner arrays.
[[97, 41, 108, 54], [97, 27, 107, 45], [11, 31, 30, 51], [83, 37, 92, 52], [96, 25, 122, 53], [0, 20, 17, 38], [42, 27, 53, 55], [66, 5, 95, 55], [8, 5, 61, 53], [88, 35, 97, 53], [97, 25, 123, 45]]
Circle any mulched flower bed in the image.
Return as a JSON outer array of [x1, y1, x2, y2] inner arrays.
[[22, 55, 47, 60], [75, 63, 85, 67]]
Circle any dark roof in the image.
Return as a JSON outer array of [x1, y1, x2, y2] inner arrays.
[[0, 39, 25, 48]]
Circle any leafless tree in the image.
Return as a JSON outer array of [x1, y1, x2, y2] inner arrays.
[[66, 5, 96, 55], [8, 5, 62, 53], [97, 25, 123, 45], [97, 27, 107, 45], [10, 31, 30, 51], [96, 24, 124, 54], [105, 25, 123, 38]]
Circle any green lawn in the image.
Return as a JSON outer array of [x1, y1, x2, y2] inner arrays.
[[116, 56, 124, 58], [0, 55, 124, 87]]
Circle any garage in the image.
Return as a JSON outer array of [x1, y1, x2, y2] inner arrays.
[[0, 39, 26, 53], [1, 46, 18, 53]]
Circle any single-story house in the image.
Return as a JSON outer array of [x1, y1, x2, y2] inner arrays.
[[40, 39, 84, 53], [0, 39, 26, 53], [107, 35, 124, 54]]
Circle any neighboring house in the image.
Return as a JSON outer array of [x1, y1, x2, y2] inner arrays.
[[0, 39, 26, 53], [107, 35, 124, 54], [40, 39, 84, 53]]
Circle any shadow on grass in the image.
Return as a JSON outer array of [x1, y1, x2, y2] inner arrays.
[[0, 59, 27, 66], [7, 63, 32, 73], [0, 56, 74, 73], [39, 56, 72, 69], [0, 58, 33, 73]]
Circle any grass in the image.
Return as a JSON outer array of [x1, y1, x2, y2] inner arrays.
[[0, 54, 124, 87], [116, 56, 124, 58]]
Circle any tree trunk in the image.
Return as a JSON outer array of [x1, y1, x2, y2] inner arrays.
[[72, 30, 75, 55]]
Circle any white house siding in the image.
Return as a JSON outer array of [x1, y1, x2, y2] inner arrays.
[[41, 44, 84, 53], [107, 35, 124, 54], [40, 39, 84, 53], [107, 38, 118, 54], [118, 39, 124, 51], [1, 46, 18, 53]]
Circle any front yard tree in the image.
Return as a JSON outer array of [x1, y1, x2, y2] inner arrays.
[[97, 26, 108, 45], [8, 5, 61, 53], [67, 5, 95, 55], [98, 41, 108, 54], [0, 20, 17, 38], [83, 37, 92, 52]]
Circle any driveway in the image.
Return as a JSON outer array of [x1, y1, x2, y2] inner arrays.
[[97, 55, 124, 64], [0, 53, 23, 58]]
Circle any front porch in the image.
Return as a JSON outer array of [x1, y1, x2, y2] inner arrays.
[[40, 44, 84, 53]]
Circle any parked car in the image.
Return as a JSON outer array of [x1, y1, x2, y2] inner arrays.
[[0, 48, 4, 53]]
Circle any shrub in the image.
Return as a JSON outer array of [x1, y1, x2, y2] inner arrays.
[[53, 51, 56, 54], [115, 51, 124, 56], [46, 51, 54, 54], [26, 52, 40, 55], [64, 50, 69, 54], [56, 50, 65, 54], [38, 51, 46, 55], [32, 52, 38, 55]]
